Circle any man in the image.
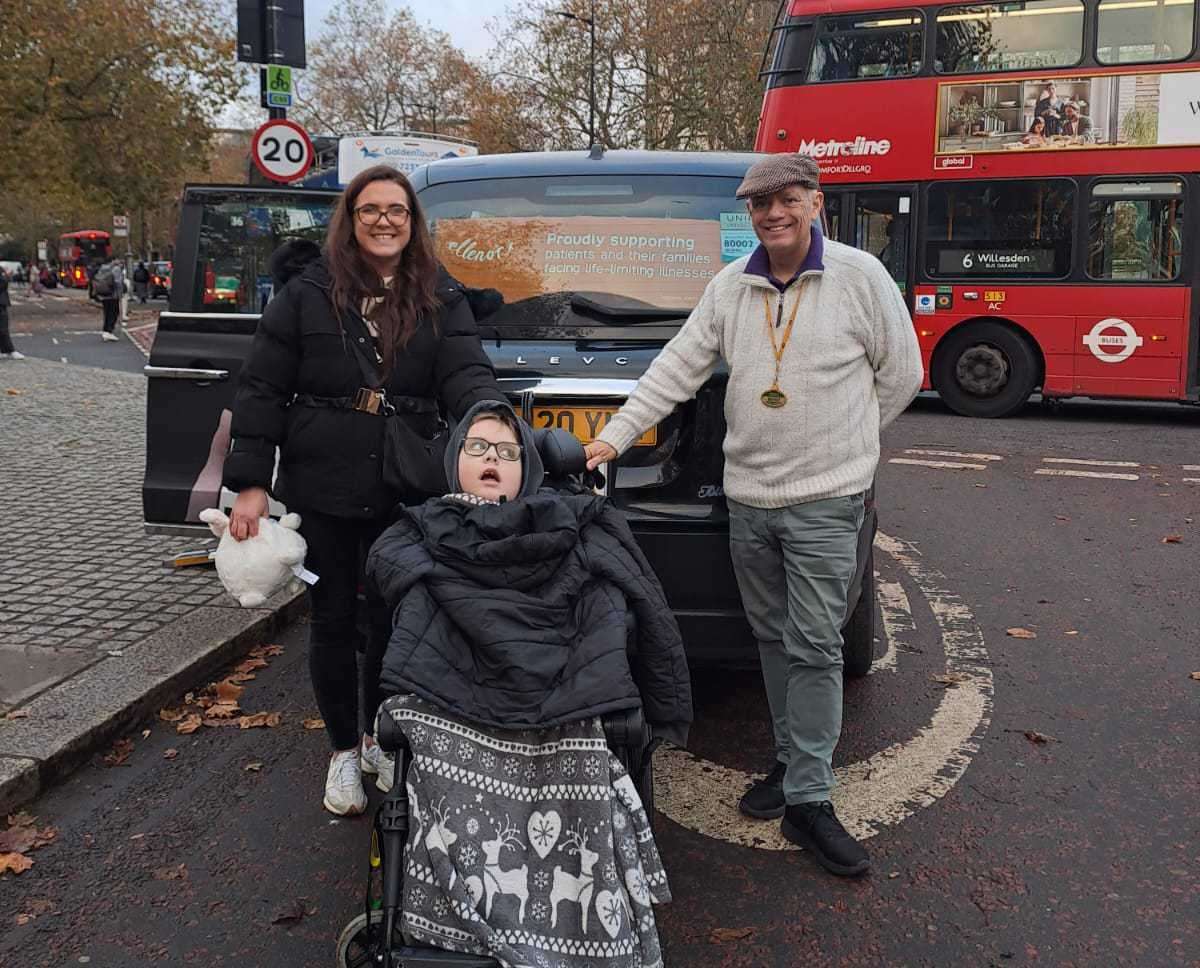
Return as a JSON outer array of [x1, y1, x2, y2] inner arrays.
[[90, 259, 124, 341], [1035, 81, 1064, 135], [1059, 101, 1095, 142], [584, 154, 922, 877], [0, 266, 25, 360], [132, 261, 150, 303]]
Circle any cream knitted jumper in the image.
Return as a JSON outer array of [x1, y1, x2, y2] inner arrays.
[[596, 239, 924, 509]]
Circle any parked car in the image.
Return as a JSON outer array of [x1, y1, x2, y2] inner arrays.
[[142, 153, 878, 674], [150, 260, 172, 298]]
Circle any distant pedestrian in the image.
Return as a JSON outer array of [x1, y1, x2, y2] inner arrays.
[[28, 262, 43, 296], [90, 259, 124, 342], [132, 261, 150, 303], [0, 266, 25, 360]]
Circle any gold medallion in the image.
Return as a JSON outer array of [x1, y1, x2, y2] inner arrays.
[[761, 388, 788, 409]]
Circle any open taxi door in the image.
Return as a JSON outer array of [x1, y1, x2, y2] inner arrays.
[[142, 185, 337, 535]]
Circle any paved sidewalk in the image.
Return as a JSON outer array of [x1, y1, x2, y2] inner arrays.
[[0, 358, 301, 812]]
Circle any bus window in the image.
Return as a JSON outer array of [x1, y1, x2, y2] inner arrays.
[[764, 20, 814, 89], [935, 1, 1084, 74], [1097, 0, 1195, 65], [855, 192, 911, 292], [925, 179, 1075, 278], [1087, 180, 1185, 280], [808, 10, 923, 82]]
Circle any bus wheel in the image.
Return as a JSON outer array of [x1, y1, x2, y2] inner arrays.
[[933, 322, 1039, 418]]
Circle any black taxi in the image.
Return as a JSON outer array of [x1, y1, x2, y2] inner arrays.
[[142, 149, 878, 673]]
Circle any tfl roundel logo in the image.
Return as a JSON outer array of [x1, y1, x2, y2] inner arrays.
[[1082, 318, 1143, 364]]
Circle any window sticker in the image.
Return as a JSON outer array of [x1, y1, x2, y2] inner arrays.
[[719, 212, 758, 262]]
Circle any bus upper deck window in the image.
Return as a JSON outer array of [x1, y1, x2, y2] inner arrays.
[[936, 1, 1085, 74], [808, 11, 924, 83], [1097, 0, 1195, 65]]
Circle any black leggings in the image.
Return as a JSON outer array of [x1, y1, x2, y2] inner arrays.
[[101, 299, 119, 333], [0, 308, 13, 354], [298, 509, 391, 751]]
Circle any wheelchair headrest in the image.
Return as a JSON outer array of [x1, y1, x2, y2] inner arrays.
[[531, 427, 587, 480]]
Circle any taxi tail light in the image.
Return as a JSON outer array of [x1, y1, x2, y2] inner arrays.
[[201, 265, 216, 304]]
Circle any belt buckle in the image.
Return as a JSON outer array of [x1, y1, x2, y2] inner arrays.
[[353, 388, 382, 415]]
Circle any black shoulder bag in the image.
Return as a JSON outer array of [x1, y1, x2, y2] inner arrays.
[[344, 320, 451, 501]]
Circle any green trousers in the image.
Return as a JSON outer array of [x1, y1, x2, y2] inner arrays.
[[728, 493, 865, 804]]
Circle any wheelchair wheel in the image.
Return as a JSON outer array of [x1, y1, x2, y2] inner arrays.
[[335, 910, 382, 968]]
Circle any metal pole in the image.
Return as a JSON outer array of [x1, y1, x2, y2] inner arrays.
[[266, 1, 286, 120], [588, 0, 596, 146]]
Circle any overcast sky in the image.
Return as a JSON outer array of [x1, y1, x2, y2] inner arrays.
[[305, 0, 512, 58]]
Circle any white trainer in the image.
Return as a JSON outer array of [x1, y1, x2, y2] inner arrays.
[[101, 331, 120, 342], [360, 738, 395, 793], [323, 749, 367, 816], [2, 351, 25, 359]]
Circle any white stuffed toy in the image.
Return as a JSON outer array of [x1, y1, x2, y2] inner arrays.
[[199, 509, 314, 607]]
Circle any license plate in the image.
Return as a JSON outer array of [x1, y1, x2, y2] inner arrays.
[[530, 405, 657, 446]]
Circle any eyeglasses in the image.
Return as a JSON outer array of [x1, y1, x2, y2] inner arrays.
[[462, 437, 523, 462], [354, 204, 411, 226]]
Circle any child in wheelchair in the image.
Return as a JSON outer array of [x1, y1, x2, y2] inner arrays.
[[352, 401, 692, 968]]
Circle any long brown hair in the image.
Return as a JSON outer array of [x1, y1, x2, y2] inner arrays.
[[325, 165, 441, 372]]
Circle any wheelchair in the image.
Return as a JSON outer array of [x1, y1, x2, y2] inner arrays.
[[335, 428, 659, 967]]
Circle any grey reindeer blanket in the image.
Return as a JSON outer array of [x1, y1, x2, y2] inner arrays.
[[380, 694, 670, 968]]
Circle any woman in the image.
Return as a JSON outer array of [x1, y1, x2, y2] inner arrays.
[[223, 165, 507, 816], [1022, 115, 1047, 146]]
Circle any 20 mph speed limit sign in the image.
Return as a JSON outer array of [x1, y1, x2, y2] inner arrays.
[[251, 119, 314, 183]]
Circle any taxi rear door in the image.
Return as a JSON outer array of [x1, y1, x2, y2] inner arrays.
[[143, 185, 337, 534]]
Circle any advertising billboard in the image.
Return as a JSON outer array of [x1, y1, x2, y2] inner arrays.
[[936, 68, 1200, 156], [337, 135, 478, 184]]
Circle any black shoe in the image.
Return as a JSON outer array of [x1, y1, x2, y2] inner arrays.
[[738, 761, 786, 819], [781, 801, 870, 877]]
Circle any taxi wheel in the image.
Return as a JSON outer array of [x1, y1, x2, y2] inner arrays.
[[933, 321, 1040, 418], [842, 548, 876, 680]]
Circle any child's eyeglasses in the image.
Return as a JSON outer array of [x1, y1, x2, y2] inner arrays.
[[463, 437, 522, 462]]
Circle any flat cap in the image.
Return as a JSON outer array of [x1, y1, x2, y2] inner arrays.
[[735, 153, 821, 199]]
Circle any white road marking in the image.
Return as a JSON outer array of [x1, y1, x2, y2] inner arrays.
[[888, 458, 987, 471], [1035, 469, 1140, 482], [1183, 478, 1200, 484], [904, 449, 1003, 462], [655, 530, 993, 848], [1183, 465, 1200, 472], [874, 579, 913, 674], [1042, 457, 1140, 468]]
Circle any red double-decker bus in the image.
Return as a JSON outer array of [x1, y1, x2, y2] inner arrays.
[[756, 0, 1199, 416], [58, 230, 113, 288]]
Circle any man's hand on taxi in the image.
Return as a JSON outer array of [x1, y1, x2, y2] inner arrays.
[[585, 441, 618, 471], [229, 487, 269, 541]]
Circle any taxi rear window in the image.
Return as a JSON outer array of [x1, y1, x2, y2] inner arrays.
[[421, 175, 750, 314]]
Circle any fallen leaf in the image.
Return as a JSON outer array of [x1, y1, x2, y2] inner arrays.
[[105, 649, 124, 657], [204, 701, 240, 719], [0, 827, 37, 854], [1023, 730, 1056, 745], [5, 389, 23, 397], [270, 898, 306, 925], [158, 707, 186, 723], [1162, 534, 1183, 544], [973, 483, 988, 488], [163, 749, 179, 760], [226, 671, 257, 684], [250, 644, 284, 658], [140, 729, 151, 739], [301, 717, 325, 730], [175, 714, 203, 735], [1006, 627, 1037, 639], [888, 871, 900, 879], [152, 863, 187, 881], [931, 672, 969, 686], [237, 712, 282, 730], [1189, 672, 1200, 681], [1064, 630, 1079, 636], [0, 853, 33, 875], [201, 717, 241, 728], [1054, 515, 1070, 521], [709, 926, 755, 943], [29, 827, 56, 850], [214, 680, 244, 703], [15, 913, 31, 925], [102, 738, 134, 767], [243, 762, 263, 772], [4, 710, 29, 720], [6, 812, 35, 828], [130, 833, 145, 840], [234, 658, 268, 675]]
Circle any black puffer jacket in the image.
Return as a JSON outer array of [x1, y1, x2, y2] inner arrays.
[[223, 241, 507, 518], [366, 416, 692, 744]]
